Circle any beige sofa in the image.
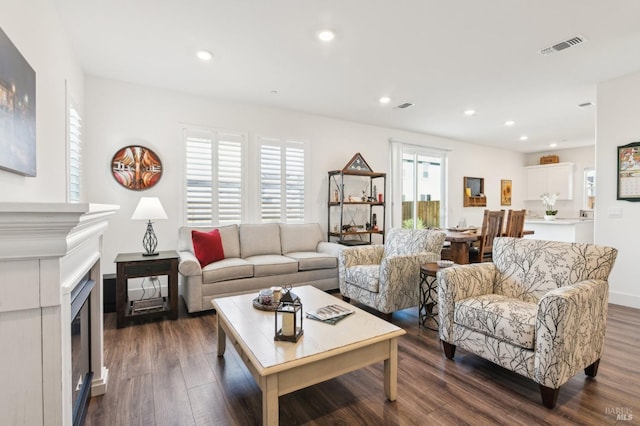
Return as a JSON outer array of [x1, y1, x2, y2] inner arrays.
[[178, 223, 342, 312]]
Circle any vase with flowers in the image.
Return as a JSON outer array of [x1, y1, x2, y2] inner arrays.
[[541, 192, 559, 220]]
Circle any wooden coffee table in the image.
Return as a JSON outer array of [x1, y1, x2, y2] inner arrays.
[[212, 285, 406, 425]]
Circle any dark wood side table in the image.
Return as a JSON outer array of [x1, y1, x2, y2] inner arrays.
[[419, 263, 442, 331], [115, 250, 179, 328]]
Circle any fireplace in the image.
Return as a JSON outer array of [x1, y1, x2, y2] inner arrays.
[[71, 273, 95, 425], [0, 203, 118, 425]]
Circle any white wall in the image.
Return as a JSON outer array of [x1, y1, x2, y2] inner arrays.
[[596, 70, 640, 308], [523, 146, 595, 217], [0, 0, 84, 202], [84, 76, 526, 274]]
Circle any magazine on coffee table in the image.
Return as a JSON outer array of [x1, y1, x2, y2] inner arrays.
[[306, 304, 354, 324]]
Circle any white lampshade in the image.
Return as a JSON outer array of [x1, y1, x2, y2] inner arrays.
[[131, 197, 168, 220]]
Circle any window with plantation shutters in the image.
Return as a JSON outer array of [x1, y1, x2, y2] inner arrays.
[[184, 129, 245, 225], [259, 138, 305, 223], [68, 103, 82, 203]]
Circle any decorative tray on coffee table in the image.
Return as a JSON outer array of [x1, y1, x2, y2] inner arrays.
[[252, 298, 280, 311]]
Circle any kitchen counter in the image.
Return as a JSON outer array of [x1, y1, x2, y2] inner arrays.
[[524, 218, 594, 243]]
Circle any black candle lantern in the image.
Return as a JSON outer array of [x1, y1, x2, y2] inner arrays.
[[274, 286, 303, 343]]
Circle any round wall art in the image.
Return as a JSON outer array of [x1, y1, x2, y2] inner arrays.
[[111, 145, 162, 190]]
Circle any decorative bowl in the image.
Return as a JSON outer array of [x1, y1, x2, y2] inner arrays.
[[437, 260, 455, 268]]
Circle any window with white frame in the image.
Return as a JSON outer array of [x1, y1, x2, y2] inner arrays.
[[184, 128, 246, 225], [67, 102, 82, 203], [259, 137, 306, 223], [183, 128, 308, 225]]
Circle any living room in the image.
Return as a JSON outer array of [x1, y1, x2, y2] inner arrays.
[[1, 1, 639, 424]]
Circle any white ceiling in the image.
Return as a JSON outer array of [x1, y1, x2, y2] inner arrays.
[[53, 0, 640, 153]]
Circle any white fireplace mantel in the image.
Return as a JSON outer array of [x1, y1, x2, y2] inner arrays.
[[0, 202, 119, 426]]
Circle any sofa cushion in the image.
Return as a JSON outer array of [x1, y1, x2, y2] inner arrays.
[[202, 258, 254, 284], [286, 252, 337, 271], [280, 223, 323, 254], [240, 223, 282, 258], [345, 265, 380, 293], [245, 255, 298, 277], [454, 294, 537, 349], [192, 229, 225, 267]]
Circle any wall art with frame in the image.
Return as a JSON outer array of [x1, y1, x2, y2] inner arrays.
[[617, 141, 640, 202], [500, 179, 512, 206], [111, 145, 162, 190], [0, 26, 36, 176]]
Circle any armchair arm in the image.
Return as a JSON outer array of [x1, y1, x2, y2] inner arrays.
[[338, 245, 384, 288], [534, 279, 609, 388], [178, 250, 202, 276], [437, 263, 498, 342], [360, 252, 437, 314]]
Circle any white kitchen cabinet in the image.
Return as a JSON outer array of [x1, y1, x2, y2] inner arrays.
[[525, 162, 574, 200]]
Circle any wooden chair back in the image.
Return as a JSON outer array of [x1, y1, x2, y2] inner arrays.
[[505, 209, 526, 238], [477, 209, 505, 261]]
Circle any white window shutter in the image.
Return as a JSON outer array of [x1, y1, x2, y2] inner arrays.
[[68, 104, 82, 203], [259, 138, 305, 223], [185, 129, 245, 225]]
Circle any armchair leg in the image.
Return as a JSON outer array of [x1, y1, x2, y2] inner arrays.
[[539, 385, 560, 409], [441, 341, 456, 359], [342, 296, 351, 303], [585, 359, 600, 377]]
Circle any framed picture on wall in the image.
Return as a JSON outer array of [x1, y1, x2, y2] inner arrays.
[[0, 26, 37, 176], [617, 141, 640, 202], [501, 179, 512, 206]]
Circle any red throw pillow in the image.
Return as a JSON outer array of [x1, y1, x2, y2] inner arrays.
[[192, 229, 225, 267]]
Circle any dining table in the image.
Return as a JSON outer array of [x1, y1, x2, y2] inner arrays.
[[440, 228, 534, 265]]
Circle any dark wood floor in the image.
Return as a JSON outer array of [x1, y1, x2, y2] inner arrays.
[[86, 298, 640, 425]]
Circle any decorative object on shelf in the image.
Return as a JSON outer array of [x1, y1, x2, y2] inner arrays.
[[541, 192, 559, 220], [131, 197, 168, 256], [344, 152, 373, 173], [0, 26, 36, 176], [111, 145, 163, 190], [501, 179, 512, 206], [617, 141, 640, 202], [274, 285, 303, 343], [540, 155, 560, 164]]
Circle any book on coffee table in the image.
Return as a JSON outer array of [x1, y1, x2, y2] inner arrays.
[[306, 304, 354, 324]]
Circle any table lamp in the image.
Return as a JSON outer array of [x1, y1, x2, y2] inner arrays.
[[131, 197, 168, 256]]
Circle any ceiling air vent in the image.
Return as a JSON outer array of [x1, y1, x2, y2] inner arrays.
[[540, 34, 587, 56], [395, 102, 414, 109]]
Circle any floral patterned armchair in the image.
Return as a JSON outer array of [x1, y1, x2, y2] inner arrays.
[[437, 237, 618, 408], [339, 228, 446, 318]]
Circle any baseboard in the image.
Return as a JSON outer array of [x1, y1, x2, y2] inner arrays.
[[609, 291, 640, 309]]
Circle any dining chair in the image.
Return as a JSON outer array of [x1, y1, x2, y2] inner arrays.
[[469, 209, 505, 263], [504, 209, 526, 238]]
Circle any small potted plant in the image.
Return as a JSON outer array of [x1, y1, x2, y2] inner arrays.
[[541, 192, 559, 220]]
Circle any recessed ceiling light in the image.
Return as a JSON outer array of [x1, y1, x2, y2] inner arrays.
[[504, 120, 515, 126], [317, 30, 335, 42], [549, 142, 558, 147], [464, 109, 476, 116], [196, 50, 213, 61], [520, 135, 528, 141], [379, 96, 391, 104]]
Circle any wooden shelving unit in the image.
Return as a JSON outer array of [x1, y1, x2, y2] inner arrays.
[[328, 169, 386, 245], [463, 176, 486, 207]]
